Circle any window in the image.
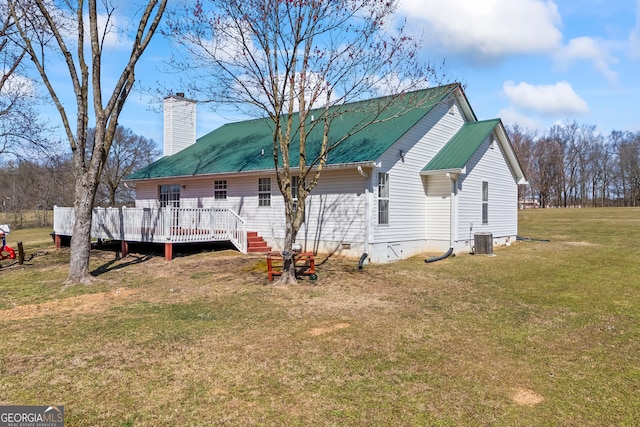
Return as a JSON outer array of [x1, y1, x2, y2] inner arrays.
[[258, 177, 271, 206], [291, 176, 299, 201], [482, 181, 489, 224], [214, 180, 227, 200], [292, 176, 299, 213], [378, 173, 389, 225], [159, 184, 180, 228], [159, 184, 180, 208]]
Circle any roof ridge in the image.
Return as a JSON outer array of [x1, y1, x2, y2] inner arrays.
[[218, 83, 460, 127], [466, 117, 501, 125]]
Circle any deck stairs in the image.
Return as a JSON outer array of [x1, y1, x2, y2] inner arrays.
[[247, 231, 271, 253]]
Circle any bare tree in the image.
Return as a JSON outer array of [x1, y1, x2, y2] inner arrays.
[[87, 126, 160, 206], [610, 130, 640, 207], [9, 0, 167, 283], [509, 121, 640, 209], [0, 1, 48, 157], [0, 154, 74, 227], [506, 124, 536, 207], [166, 0, 443, 284], [588, 139, 613, 207], [532, 136, 564, 208]]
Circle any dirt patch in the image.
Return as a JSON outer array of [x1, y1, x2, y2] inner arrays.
[[564, 241, 597, 247], [512, 387, 544, 406], [0, 288, 137, 321], [308, 323, 351, 336]]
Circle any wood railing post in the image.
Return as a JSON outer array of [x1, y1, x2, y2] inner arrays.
[[120, 206, 126, 241], [214, 208, 216, 238], [163, 206, 171, 241], [17, 241, 24, 265]]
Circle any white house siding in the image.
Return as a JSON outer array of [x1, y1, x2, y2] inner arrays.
[[135, 169, 368, 256], [298, 169, 368, 256], [135, 182, 160, 207], [369, 94, 466, 262], [425, 175, 452, 250], [457, 136, 519, 249]]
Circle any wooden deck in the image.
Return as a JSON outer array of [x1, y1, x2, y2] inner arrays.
[[53, 206, 248, 259]]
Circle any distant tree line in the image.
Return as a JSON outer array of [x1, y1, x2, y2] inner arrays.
[[0, 126, 159, 228], [0, 154, 73, 228], [508, 121, 640, 208]]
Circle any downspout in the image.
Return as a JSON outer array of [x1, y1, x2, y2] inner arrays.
[[358, 165, 370, 270], [449, 172, 457, 249], [425, 173, 457, 263]]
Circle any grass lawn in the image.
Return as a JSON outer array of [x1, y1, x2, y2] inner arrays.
[[1, 208, 639, 426]]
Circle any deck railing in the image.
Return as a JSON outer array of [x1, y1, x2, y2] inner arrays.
[[53, 206, 247, 253]]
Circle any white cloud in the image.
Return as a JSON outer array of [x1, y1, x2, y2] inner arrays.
[[0, 73, 37, 98], [93, 12, 128, 49], [398, 0, 562, 60], [49, 3, 130, 51], [554, 37, 618, 84], [502, 81, 589, 116]]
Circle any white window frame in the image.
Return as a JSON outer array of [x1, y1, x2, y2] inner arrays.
[[159, 184, 180, 208], [214, 180, 227, 200], [378, 172, 389, 225], [258, 177, 271, 207], [482, 181, 489, 224]]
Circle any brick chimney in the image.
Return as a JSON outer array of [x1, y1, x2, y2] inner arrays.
[[163, 92, 196, 156]]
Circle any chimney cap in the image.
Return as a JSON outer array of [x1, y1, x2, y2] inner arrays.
[[164, 92, 196, 103]]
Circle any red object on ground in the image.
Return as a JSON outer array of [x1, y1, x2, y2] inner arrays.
[[266, 251, 316, 281], [0, 232, 15, 260]]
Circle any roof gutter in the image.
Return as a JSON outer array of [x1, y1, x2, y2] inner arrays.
[[125, 161, 378, 184], [420, 166, 466, 177]]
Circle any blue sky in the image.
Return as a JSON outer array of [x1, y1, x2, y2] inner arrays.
[[34, 0, 640, 150], [397, 0, 640, 135]]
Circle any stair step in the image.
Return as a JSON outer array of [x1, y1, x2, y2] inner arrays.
[[246, 231, 270, 252], [247, 242, 269, 248]]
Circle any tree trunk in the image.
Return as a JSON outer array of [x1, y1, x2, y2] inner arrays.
[[109, 185, 117, 206], [67, 173, 99, 284], [276, 216, 298, 285]]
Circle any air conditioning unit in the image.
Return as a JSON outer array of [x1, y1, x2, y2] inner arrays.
[[474, 232, 493, 255]]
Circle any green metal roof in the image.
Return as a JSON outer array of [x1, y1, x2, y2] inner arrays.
[[422, 119, 500, 173], [127, 84, 458, 180]]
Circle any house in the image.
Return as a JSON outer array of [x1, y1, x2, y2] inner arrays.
[[123, 83, 527, 263]]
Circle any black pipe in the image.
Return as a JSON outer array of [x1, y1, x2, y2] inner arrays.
[[358, 253, 368, 270], [424, 247, 453, 263], [516, 235, 550, 242]]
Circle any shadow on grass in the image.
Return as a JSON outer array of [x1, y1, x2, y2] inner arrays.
[[91, 253, 155, 276], [89, 240, 240, 276]]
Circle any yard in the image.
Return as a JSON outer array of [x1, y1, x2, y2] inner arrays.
[[1, 208, 639, 425]]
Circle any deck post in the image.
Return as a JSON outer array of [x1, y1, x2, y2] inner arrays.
[[54, 234, 62, 249], [164, 242, 173, 261], [121, 240, 129, 258], [120, 206, 126, 241]]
